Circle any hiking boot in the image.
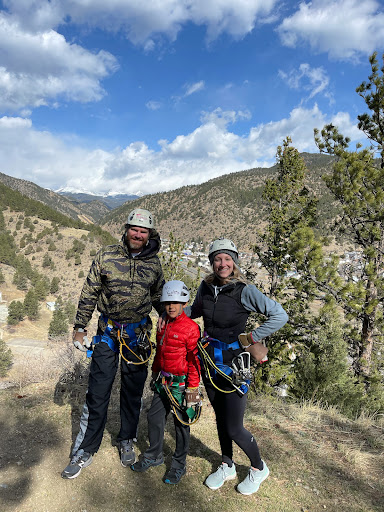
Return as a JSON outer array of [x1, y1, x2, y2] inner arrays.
[[119, 439, 135, 467], [61, 449, 93, 479], [236, 461, 270, 495], [163, 466, 186, 485], [205, 462, 236, 490], [131, 455, 164, 472]]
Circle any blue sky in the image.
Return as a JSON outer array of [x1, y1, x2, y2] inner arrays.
[[0, 0, 383, 196]]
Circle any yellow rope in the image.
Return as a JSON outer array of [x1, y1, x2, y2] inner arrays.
[[118, 328, 154, 365], [197, 340, 236, 394], [161, 377, 202, 426]]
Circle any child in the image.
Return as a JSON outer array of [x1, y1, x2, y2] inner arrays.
[[131, 280, 201, 484]]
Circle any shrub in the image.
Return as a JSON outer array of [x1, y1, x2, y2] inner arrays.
[[7, 300, 25, 325], [0, 339, 13, 377]]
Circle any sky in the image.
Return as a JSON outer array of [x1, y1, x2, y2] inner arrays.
[[0, 0, 384, 197]]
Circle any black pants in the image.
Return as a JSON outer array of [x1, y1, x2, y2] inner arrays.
[[204, 375, 263, 469], [143, 391, 190, 469], [72, 341, 148, 455]]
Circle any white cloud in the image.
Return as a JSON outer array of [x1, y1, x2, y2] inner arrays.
[[146, 100, 162, 110], [0, 0, 279, 113], [3, 0, 279, 46], [0, 108, 364, 196], [0, 115, 112, 188], [0, 13, 118, 111], [278, 0, 384, 60], [184, 80, 205, 96], [279, 63, 331, 100]]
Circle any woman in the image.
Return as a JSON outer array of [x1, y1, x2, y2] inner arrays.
[[189, 238, 288, 495]]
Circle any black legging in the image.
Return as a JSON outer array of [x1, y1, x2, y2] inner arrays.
[[204, 376, 263, 470]]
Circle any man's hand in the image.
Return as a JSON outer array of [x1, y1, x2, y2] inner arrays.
[[72, 328, 91, 352], [185, 388, 200, 407], [157, 314, 166, 332]]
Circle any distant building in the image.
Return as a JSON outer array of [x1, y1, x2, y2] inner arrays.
[[46, 301, 56, 311]]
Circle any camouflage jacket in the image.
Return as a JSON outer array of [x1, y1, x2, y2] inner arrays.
[[74, 230, 165, 330]]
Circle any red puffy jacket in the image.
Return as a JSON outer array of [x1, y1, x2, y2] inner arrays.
[[152, 311, 201, 388]]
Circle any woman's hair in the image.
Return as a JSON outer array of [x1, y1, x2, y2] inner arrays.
[[205, 263, 248, 285]]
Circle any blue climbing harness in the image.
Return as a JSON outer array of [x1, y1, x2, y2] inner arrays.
[[198, 335, 252, 395], [87, 315, 150, 362]]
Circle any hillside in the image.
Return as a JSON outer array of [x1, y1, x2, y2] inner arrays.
[[0, 173, 105, 223], [58, 191, 138, 209], [101, 153, 338, 249], [0, 182, 119, 343], [0, 364, 382, 512]]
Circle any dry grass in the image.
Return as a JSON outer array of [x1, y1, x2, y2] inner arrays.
[[0, 349, 383, 512]]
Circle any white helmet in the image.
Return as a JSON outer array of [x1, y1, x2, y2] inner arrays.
[[208, 237, 239, 264], [127, 208, 154, 229], [160, 280, 190, 303]]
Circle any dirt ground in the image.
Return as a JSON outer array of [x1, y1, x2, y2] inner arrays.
[[0, 337, 383, 512]]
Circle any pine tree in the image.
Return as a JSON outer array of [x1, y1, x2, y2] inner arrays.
[[313, 51, 384, 378], [42, 253, 52, 268], [23, 289, 39, 320], [50, 276, 60, 294], [7, 301, 25, 325], [291, 307, 366, 417], [34, 278, 49, 301], [13, 270, 28, 291], [48, 308, 69, 338], [161, 232, 186, 282], [251, 138, 318, 391], [0, 339, 13, 377]]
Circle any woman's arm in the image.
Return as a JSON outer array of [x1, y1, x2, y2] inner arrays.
[[241, 284, 288, 341]]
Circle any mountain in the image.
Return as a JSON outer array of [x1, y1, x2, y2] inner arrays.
[[0, 180, 117, 308], [0, 172, 96, 223], [57, 191, 138, 209], [101, 153, 338, 250]]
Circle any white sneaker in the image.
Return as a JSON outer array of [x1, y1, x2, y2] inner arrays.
[[205, 462, 237, 490], [237, 461, 269, 495]]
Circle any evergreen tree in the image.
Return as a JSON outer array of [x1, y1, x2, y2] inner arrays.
[[23, 289, 39, 320], [42, 253, 52, 268], [64, 301, 76, 324], [48, 308, 69, 338], [251, 138, 318, 391], [313, 51, 384, 378], [253, 137, 318, 297], [34, 278, 49, 301], [291, 308, 366, 417], [12, 270, 28, 291], [0, 268, 5, 284], [50, 276, 60, 294], [0, 339, 13, 377], [7, 301, 25, 325], [161, 232, 186, 282]]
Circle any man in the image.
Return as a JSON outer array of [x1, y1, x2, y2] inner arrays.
[[61, 208, 164, 479]]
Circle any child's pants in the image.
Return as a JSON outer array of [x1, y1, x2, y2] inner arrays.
[[143, 391, 190, 469]]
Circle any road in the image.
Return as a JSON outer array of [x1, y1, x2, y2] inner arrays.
[[5, 337, 48, 356]]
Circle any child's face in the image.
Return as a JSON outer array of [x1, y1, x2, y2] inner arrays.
[[164, 301, 187, 319]]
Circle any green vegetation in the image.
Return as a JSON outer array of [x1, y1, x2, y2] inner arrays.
[[0, 181, 117, 247], [7, 300, 25, 325], [0, 339, 12, 377], [251, 52, 384, 417], [23, 289, 39, 321], [48, 303, 69, 338]]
